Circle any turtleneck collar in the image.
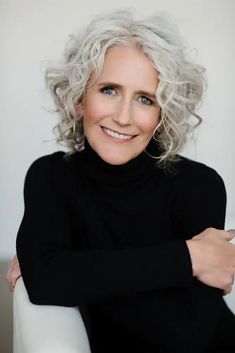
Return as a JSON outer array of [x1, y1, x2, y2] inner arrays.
[[77, 138, 161, 196]]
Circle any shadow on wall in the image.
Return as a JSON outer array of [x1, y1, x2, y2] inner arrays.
[[0, 260, 13, 353]]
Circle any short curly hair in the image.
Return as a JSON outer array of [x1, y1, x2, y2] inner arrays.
[[45, 9, 206, 164]]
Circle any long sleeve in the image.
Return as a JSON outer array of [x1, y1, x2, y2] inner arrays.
[[163, 160, 227, 351], [16, 154, 193, 306], [89, 160, 228, 353], [171, 160, 226, 237]]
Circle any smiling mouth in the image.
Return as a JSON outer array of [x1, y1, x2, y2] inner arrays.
[[102, 127, 137, 141]]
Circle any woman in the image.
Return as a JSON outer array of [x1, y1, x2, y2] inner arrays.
[[7, 9, 235, 353]]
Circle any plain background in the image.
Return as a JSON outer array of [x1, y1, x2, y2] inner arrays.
[[0, 0, 235, 352]]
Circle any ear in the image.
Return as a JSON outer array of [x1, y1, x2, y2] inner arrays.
[[75, 103, 83, 117]]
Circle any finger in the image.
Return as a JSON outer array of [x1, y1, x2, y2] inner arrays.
[[6, 272, 14, 292], [8, 276, 20, 292], [7, 278, 14, 292], [224, 229, 235, 241], [12, 258, 19, 266], [224, 275, 235, 295], [12, 275, 22, 290], [227, 229, 235, 233], [223, 286, 232, 296], [9, 282, 14, 292], [6, 266, 21, 292]]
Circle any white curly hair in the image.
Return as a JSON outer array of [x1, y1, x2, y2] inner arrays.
[[46, 9, 206, 164]]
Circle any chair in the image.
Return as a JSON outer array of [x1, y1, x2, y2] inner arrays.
[[13, 277, 91, 353]]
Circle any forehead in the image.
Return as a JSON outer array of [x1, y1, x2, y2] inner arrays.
[[94, 45, 158, 90]]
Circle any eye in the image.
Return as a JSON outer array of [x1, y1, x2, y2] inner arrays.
[[138, 96, 153, 106], [101, 86, 116, 95]]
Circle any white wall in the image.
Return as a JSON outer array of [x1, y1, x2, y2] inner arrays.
[[1, 0, 235, 306]]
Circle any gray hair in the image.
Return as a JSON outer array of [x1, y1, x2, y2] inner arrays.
[[46, 9, 206, 164]]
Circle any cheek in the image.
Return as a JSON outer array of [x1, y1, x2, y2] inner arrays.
[[82, 98, 108, 126], [138, 111, 161, 135], [83, 108, 100, 127]]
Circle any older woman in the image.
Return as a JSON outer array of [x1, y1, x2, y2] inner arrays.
[[7, 9, 235, 353]]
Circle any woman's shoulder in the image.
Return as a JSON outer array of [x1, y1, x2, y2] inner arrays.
[[172, 155, 218, 175], [25, 151, 66, 177], [167, 155, 225, 192], [25, 151, 83, 185], [27, 151, 83, 171], [29, 151, 65, 165], [28, 151, 67, 168]]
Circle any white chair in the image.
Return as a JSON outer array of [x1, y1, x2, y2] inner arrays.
[[13, 277, 91, 353]]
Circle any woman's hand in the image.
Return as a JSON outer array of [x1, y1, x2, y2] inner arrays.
[[6, 229, 235, 294], [186, 228, 235, 295], [6, 255, 22, 292]]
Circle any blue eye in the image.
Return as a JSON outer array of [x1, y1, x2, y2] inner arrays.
[[101, 87, 116, 95], [139, 96, 152, 105]]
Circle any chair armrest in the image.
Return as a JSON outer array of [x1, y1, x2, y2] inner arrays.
[[13, 277, 91, 353]]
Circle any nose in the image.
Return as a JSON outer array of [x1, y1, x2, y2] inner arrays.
[[113, 99, 133, 126]]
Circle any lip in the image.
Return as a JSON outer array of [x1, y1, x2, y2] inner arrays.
[[101, 126, 137, 138]]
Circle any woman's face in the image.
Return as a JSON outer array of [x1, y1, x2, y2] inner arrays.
[[79, 45, 161, 165]]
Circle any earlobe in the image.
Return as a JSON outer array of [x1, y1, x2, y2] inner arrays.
[[153, 117, 163, 138], [75, 103, 83, 117]]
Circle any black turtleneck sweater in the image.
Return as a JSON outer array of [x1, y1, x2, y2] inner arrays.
[[16, 140, 234, 353]]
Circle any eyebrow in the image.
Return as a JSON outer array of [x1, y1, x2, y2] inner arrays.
[[97, 81, 157, 100]]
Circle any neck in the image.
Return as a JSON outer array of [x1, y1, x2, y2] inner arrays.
[[77, 138, 161, 196]]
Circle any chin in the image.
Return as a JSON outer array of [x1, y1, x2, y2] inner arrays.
[[101, 154, 131, 165], [97, 150, 135, 165]]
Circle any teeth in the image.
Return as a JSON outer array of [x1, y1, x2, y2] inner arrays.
[[103, 127, 134, 140]]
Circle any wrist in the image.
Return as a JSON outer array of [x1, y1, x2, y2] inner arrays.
[[186, 239, 198, 277]]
